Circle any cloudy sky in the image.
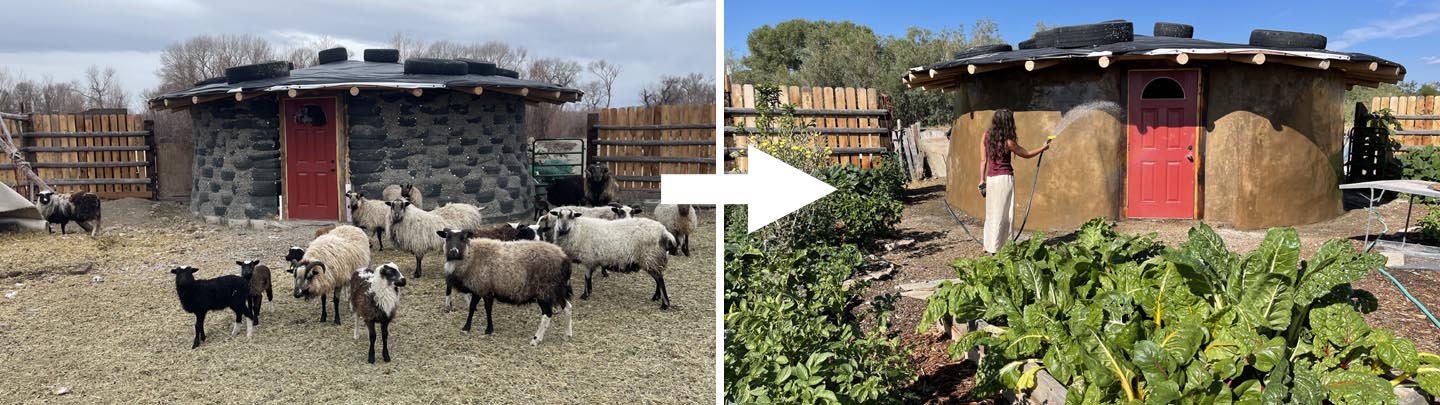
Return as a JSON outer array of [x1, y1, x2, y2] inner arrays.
[[0, 0, 716, 109]]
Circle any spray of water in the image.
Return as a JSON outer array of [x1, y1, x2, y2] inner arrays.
[[1051, 101, 1123, 137]]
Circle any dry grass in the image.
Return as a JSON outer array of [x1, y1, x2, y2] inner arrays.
[[0, 199, 716, 402]]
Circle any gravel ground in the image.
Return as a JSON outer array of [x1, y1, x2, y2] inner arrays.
[[0, 199, 716, 402], [867, 179, 1440, 403]]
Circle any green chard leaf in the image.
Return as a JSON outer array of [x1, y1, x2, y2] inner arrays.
[[1320, 369, 1394, 404], [1294, 240, 1386, 308]]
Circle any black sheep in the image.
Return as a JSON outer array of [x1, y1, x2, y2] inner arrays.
[[36, 190, 103, 235], [171, 266, 255, 349], [544, 176, 586, 208]]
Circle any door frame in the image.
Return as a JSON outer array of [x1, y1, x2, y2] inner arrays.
[[1123, 68, 1203, 219], [279, 96, 347, 221]]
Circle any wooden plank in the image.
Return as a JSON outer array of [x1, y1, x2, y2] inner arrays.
[[7, 178, 152, 186], [1, 161, 149, 169], [591, 124, 714, 130], [824, 87, 837, 165], [593, 139, 716, 146], [723, 127, 891, 135], [592, 156, 716, 164], [23, 146, 151, 152], [720, 107, 892, 116], [858, 88, 872, 168]]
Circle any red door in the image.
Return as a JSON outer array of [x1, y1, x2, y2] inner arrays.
[[1126, 70, 1199, 219], [283, 98, 338, 220]]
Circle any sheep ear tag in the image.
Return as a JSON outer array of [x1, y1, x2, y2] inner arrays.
[[660, 146, 835, 233]]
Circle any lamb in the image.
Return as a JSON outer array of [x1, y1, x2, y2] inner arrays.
[[350, 262, 407, 363], [235, 260, 274, 325], [171, 266, 255, 349], [438, 228, 573, 346], [382, 183, 423, 209], [35, 190, 102, 235], [432, 202, 485, 231], [345, 191, 391, 250], [291, 225, 371, 325], [285, 246, 306, 269], [442, 222, 543, 312], [548, 209, 677, 309], [651, 204, 699, 256]]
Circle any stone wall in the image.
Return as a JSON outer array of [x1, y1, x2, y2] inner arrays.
[[346, 91, 533, 222], [189, 97, 282, 220]]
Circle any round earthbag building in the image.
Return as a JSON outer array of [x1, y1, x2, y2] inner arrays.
[[906, 21, 1406, 230], [149, 49, 582, 223]]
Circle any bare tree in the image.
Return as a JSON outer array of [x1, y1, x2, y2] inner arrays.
[[82, 65, 128, 109], [387, 31, 426, 61], [156, 34, 278, 93], [285, 34, 346, 69], [528, 58, 583, 87], [639, 73, 716, 107], [587, 60, 622, 108], [577, 80, 605, 110]]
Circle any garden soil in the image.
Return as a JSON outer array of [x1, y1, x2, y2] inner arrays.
[[867, 179, 1440, 403], [0, 199, 716, 402]]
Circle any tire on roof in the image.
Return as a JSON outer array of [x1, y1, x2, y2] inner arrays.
[[223, 61, 291, 84], [404, 58, 469, 75], [459, 59, 497, 76], [1018, 38, 1039, 50], [1052, 21, 1133, 48], [318, 47, 348, 65], [1249, 29, 1327, 49], [193, 76, 227, 86], [954, 44, 1013, 60], [1020, 29, 1059, 50], [1154, 22, 1193, 38], [364, 49, 401, 63], [495, 68, 520, 79]]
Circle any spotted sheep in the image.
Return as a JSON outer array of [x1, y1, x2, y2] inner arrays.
[[350, 263, 406, 363], [35, 190, 102, 236]]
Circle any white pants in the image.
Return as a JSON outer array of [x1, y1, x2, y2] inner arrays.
[[983, 174, 1014, 254]]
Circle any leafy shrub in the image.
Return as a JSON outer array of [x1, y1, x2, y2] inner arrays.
[[1420, 206, 1440, 243], [1399, 145, 1440, 183], [920, 219, 1440, 403], [724, 237, 911, 403], [724, 84, 914, 403]]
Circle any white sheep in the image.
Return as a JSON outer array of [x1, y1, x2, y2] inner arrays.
[[548, 208, 677, 309], [550, 204, 639, 220], [345, 191, 391, 251], [433, 202, 485, 231], [291, 225, 371, 325], [388, 199, 468, 278], [382, 183, 423, 209], [651, 204, 699, 256]]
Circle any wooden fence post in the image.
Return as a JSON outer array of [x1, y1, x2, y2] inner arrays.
[[585, 113, 599, 169], [144, 120, 158, 200]]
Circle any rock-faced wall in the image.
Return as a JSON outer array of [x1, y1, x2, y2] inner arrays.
[[346, 91, 533, 222], [189, 97, 282, 220]]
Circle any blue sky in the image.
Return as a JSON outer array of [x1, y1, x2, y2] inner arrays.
[[725, 0, 1440, 83]]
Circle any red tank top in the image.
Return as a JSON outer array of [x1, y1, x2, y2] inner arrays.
[[984, 131, 1013, 177]]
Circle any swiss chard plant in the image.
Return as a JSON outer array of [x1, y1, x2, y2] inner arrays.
[[920, 219, 1440, 404]]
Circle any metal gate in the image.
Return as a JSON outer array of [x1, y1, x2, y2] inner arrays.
[[531, 138, 586, 202]]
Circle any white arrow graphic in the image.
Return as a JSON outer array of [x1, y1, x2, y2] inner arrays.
[[661, 146, 836, 233]]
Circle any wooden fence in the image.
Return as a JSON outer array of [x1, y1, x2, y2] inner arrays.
[[1372, 95, 1439, 149], [0, 113, 156, 199], [724, 82, 893, 172], [588, 104, 716, 191]]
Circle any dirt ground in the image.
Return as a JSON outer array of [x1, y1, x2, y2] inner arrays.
[[869, 179, 1440, 403], [0, 199, 716, 402]]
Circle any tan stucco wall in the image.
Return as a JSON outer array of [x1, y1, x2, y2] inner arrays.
[[1202, 64, 1346, 228], [946, 62, 1346, 231], [946, 65, 1127, 231]]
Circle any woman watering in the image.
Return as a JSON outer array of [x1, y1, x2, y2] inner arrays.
[[978, 109, 1050, 254]]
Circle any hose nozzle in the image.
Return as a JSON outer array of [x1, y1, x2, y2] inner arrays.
[[1047, 135, 1057, 140]]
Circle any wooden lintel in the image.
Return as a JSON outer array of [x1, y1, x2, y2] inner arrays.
[[1267, 56, 1331, 71], [966, 63, 1013, 74], [190, 94, 230, 105], [487, 87, 530, 97], [1025, 60, 1061, 72], [1228, 54, 1266, 65]]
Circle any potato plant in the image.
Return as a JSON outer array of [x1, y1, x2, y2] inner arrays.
[[920, 219, 1440, 404]]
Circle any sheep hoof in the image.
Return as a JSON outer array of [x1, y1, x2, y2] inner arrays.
[[368, 356, 376, 364]]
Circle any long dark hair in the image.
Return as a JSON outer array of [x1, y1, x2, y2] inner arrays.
[[986, 109, 1017, 163]]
